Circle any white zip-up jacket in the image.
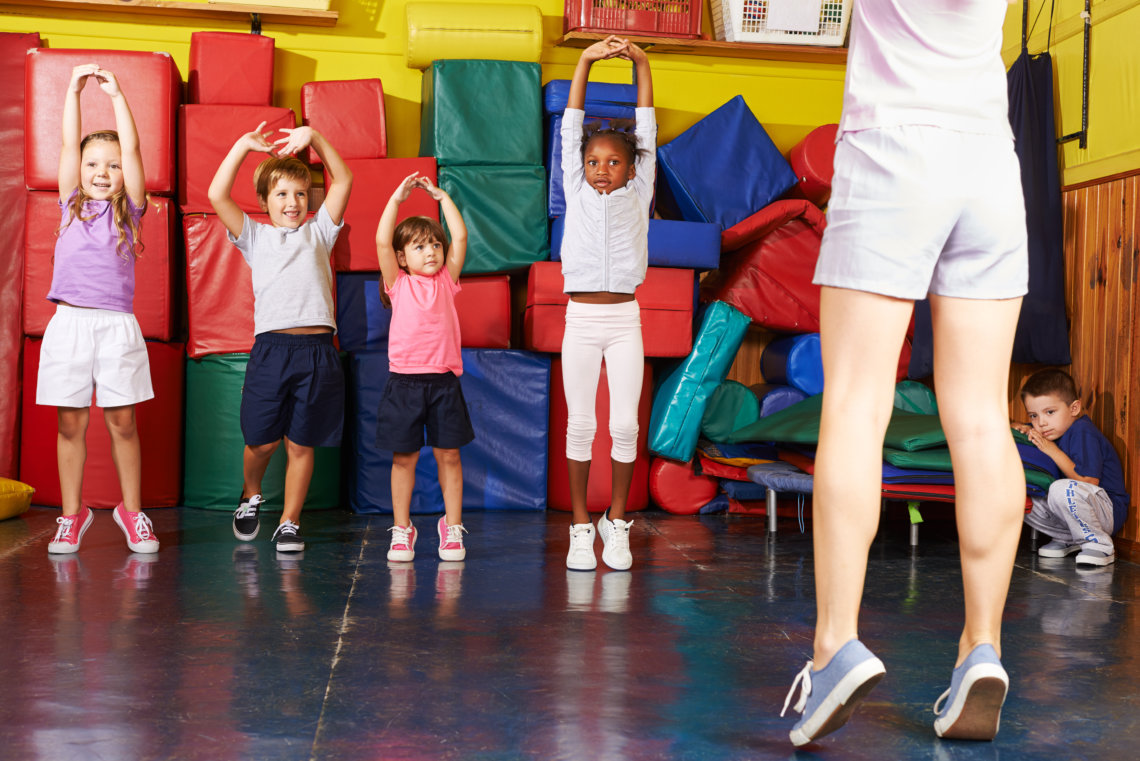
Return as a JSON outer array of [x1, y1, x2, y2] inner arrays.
[[559, 106, 657, 294]]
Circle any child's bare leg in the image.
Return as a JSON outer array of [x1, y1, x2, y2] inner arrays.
[[930, 294, 1025, 665], [281, 438, 314, 525], [57, 407, 90, 516], [434, 448, 463, 526], [392, 451, 419, 528], [568, 459, 591, 525], [609, 459, 635, 520], [813, 286, 914, 668], [243, 441, 279, 499], [104, 404, 142, 511]]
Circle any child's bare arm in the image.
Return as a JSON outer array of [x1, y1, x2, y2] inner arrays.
[[568, 36, 625, 111], [1024, 428, 1100, 485], [276, 126, 353, 225], [619, 41, 653, 108], [418, 177, 466, 282], [208, 122, 274, 238], [375, 173, 419, 289], [59, 64, 98, 201], [96, 68, 146, 206]]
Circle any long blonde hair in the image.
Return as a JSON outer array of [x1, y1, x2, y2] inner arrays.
[[59, 130, 144, 261]]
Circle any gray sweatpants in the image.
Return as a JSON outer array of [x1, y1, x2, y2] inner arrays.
[[1025, 479, 1115, 553]]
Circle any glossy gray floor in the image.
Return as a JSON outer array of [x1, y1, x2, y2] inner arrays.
[[0, 506, 1136, 761]]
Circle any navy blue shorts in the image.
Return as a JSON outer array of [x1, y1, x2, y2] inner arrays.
[[240, 332, 345, 448], [375, 371, 475, 452]]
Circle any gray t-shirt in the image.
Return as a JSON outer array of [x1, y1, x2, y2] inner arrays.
[[229, 204, 343, 336]]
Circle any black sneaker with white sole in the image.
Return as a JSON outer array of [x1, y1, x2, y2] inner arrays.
[[233, 494, 262, 541], [272, 520, 305, 553]]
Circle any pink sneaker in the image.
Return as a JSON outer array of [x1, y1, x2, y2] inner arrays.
[[48, 506, 94, 554], [437, 516, 467, 561], [388, 523, 417, 562], [113, 502, 160, 554]]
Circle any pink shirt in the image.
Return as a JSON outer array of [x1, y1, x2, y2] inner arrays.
[[385, 269, 463, 376], [47, 191, 144, 313]]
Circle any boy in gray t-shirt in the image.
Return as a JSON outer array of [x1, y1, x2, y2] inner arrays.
[[208, 122, 353, 554]]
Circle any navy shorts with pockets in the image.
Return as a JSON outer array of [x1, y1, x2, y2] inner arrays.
[[375, 371, 475, 452], [240, 332, 345, 448]]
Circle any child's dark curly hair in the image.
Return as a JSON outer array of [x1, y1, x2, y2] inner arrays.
[[580, 119, 646, 164]]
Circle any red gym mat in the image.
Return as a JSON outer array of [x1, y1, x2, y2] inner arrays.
[[524, 261, 694, 357], [189, 32, 274, 106], [20, 337, 185, 508], [24, 192, 178, 340], [649, 457, 718, 515], [790, 124, 838, 207], [302, 79, 387, 166], [456, 275, 511, 349], [25, 48, 180, 194]]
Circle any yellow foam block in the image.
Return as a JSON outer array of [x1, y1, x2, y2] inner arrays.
[[0, 477, 35, 521], [406, 2, 543, 70]]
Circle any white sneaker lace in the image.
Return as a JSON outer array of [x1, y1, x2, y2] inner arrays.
[[444, 524, 467, 546], [781, 661, 814, 717], [569, 525, 594, 554], [389, 525, 413, 548], [275, 520, 299, 539], [609, 519, 633, 550], [235, 504, 258, 519], [131, 511, 155, 540], [53, 515, 76, 542]]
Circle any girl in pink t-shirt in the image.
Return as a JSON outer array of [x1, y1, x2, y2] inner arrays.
[[375, 173, 472, 563]]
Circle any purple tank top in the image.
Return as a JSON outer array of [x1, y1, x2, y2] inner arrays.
[[46, 191, 144, 313]]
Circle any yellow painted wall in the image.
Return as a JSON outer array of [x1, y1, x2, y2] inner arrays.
[[1003, 0, 1140, 186], [0, 0, 846, 158]]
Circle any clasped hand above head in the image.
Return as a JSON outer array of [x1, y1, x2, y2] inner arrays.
[[393, 171, 445, 202], [237, 122, 316, 157], [581, 34, 647, 64]]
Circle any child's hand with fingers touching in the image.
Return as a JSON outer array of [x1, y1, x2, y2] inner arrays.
[[239, 121, 277, 154], [618, 40, 648, 65], [392, 172, 422, 203], [274, 126, 313, 157], [69, 63, 100, 93], [93, 68, 123, 98], [581, 34, 625, 63], [415, 175, 446, 201]]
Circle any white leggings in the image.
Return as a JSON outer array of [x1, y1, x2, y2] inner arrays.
[[562, 299, 644, 463]]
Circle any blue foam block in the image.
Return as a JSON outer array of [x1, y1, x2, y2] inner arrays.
[[761, 333, 823, 396], [720, 478, 767, 500], [543, 79, 638, 117], [657, 96, 797, 230], [348, 349, 551, 513], [754, 384, 809, 418], [337, 272, 391, 353], [550, 216, 722, 270]]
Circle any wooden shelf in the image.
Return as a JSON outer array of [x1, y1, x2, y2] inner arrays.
[[557, 30, 847, 65], [0, 0, 338, 27]]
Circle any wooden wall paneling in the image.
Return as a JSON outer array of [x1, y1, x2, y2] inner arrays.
[[725, 325, 775, 388]]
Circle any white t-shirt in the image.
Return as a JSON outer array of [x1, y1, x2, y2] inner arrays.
[[840, 0, 1013, 138]]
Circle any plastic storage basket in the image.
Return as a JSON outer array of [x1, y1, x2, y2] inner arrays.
[[710, 0, 851, 46], [564, 0, 702, 40]]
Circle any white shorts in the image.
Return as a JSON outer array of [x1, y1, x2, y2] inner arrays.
[[814, 125, 1029, 301], [36, 304, 154, 408]]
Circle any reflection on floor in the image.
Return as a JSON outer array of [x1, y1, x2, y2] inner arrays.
[[0, 506, 1136, 760]]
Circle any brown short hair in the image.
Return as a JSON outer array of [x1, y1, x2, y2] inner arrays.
[[253, 155, 311, 203], [1020, 368, 1078, 404], [393, 216, 450, 264]]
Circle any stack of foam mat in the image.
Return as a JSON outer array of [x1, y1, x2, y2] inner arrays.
[[19, 47, 184, 508], [421, 60, 547, 274], [348, 349, 550, 513], [550, 216, 721, 271], [183, 354, 341, 510], [649, 301, 752, 462]]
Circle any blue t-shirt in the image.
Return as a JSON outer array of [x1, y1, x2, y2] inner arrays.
[[1057, 415, 1129, 533]]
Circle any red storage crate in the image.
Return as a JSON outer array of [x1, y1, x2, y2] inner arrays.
[[24, 192, 178, 340], [330, 157, 438, 272], [188, 31, 274, 106], [24, 49, 181, 194], [547, 358, 651, 513], [524, 261, 694, 357], [178, 104, 296, 214], [20, 337, 185, 509], [301, 79, 387, 166], [563, 0, 701, 39]]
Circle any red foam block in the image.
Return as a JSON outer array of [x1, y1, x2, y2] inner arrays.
[[20, 336, 185, 508], [179, 104, 296, 213], [649, 457, 719, 515], [547, 358, 651, 513], [330, 157, 438, 272], [790, 124, 838, 208], [456, 275, 511, 349], [24, 192, 178, 340], [302, 79, 387, 166], [524, 261, 694, 357], [25, 49, 180, 194], [189, 32, 274, 106]]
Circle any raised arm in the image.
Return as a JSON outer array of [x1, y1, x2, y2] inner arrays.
[[96, 68, 146, 206], [419, 176, 467, 282], [59, 63, 99, 201], [567, 36, 625, 111], [275, 126, 353, 225], [208, 122, 275, 238], [620, 41, 653, 108], [375, 172, 420, 289]]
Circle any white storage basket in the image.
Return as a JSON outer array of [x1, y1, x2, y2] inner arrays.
[[710, 0, 852, 46]]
